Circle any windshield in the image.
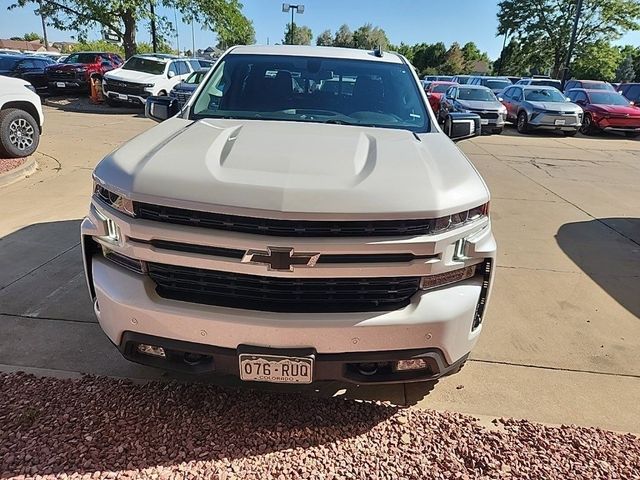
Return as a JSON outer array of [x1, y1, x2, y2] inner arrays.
[[583, 82, 614, 91], [0, 57, 19, 70], [458, 87, 497, 102], [589, 92, 631, 106], [122, 57, 166, 75], [192, 54, 429, 132], [185, 71, 207, 84], [484, 79, 511, 90], [532, 79, 561, 88], [64, 53, 97, 64], [524, 88, 566, 102], [431, 84, 451, 93]]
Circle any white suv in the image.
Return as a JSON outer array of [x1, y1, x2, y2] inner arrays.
[[82, 45, 495, 386], [102, 54, 196, 106], [0, 76, 44, 158]]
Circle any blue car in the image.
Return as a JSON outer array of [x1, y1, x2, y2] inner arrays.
[[169, 68, 209, 107]]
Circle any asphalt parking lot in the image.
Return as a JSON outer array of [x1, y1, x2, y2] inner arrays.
[[1, 105, 639, 433]]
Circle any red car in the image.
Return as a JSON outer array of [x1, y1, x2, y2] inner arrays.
[[567, 88, 640, 138], [46, 51, 123, 94], [425, 81, 456, 114]]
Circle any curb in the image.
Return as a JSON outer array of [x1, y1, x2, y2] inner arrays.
[[0, 156, 37, 188]]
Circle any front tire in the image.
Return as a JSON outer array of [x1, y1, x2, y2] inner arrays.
[[580, 114, 598, 135], [516, 111, 530, 134], [0, 108, 40, 158]]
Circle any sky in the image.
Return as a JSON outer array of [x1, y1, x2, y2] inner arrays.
[[1, 0, 639, 59]]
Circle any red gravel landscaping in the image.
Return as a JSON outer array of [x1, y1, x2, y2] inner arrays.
[[0, 373, 638, 479], [0, 158, 27, 176]]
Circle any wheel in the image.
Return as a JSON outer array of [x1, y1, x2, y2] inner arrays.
[[564, 129, 578, 137], [0, 108, 40, 158], [580, 114, 598, 135], [625, 131, 640, 138], [492, 127, 503, 135], [516, 111, 530, 133]]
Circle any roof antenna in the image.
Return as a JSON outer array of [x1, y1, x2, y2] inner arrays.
[[373, 45, 383, 58]]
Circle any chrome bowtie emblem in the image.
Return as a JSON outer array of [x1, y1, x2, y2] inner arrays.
[[242, 247, 320, 271]]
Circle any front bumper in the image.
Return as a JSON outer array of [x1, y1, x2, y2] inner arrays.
[[119, 332, 468, 384], [529, 111, 581, 131], [81, 200, 496, 384], [596, 118, 640, 132]]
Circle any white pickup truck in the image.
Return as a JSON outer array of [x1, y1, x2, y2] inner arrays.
[[0, 76, 43, 158], [82, 45, 494, 386]]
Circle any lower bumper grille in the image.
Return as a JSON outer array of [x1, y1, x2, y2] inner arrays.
[[105, 80, 149, 97], [147, 263, 421, 313]]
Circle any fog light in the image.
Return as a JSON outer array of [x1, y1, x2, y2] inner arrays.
[[137, 344, 166, 358], [420, 265, 476, 290], [395, 359, 429, 372]]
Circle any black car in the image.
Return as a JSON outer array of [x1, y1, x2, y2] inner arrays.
[[0, 54, 56, 93], [617, 83, 640, 105], [169, 69, 210, 107]]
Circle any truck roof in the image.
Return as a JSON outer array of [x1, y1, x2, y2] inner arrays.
[[229, 45, 404, 64]]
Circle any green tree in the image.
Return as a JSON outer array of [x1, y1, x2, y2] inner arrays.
[[571, 41, 622, 80], [497, 0, 640, 78], [615, 55, 635, 81], [283, 23, 312, 45], [390, 42, 415, 62], [316, 29, 333, 46], [70, 39, 124, 56], [461, 41, 490, 74], [352, 23, 389, 50], [333, 24, 353, 48], [494, 39, 529, 75], [216, 9, 255, 48], [440, 42, 465, 75], [10, 0, 253, 58], [412, 42, 446, 75]]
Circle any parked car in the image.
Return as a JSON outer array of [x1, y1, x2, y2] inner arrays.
[[103, 55, 195, 106], [192, 58, 215, 69], [516, 77, 562, 89], [82, 45, 494, 387], [0, 76, 44, 157], [439, 84, 506, 134], [423, 75, 454, 82], [567, 88, 640, 137], [563, 79, 615, 95], [169, 68, 209, 107], [451, 75, 472, 85], [617, 82, 640, 105], [501, 85, 582, 136], [425, 81, 457, 113], [46, 51, 122, 94], [0, 54, 56, 93], [468, 76, 513, 95]]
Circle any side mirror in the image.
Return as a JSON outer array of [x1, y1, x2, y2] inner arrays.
[[565, 97, 572, 101], [168, 70, 176, 78], [426, 92, 432, 97], [145, 96, 180, 122], [444, 112, 481, 141], [498, 97, 504, 102]]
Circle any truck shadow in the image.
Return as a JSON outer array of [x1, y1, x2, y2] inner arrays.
[[556, 218, 640, 318]]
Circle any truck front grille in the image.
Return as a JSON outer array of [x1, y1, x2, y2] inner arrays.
[[134, 202, 433, 237], [104, 80, 149, 97], [147, 263, 421, 313]]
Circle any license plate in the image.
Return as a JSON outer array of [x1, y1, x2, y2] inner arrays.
[[239, 354, 313, 384], [555, 119, 566, 126], [480, 119, 489, 125], [118, 93, 128, 101], [56, 82, 65, 88]]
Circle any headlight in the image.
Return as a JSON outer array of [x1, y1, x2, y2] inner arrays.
[[75, 67, 87, 72], [498, 105, 507, 115], [25, 84, 37, 93], [93, 182, 135, 217], [144, 83, 155, 88], [431, 203, 489, 234], [531, 107, 545, 114]]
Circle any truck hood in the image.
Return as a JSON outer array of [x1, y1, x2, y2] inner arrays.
[[94, 118, 489, 218], [105, 68, 161, 84]]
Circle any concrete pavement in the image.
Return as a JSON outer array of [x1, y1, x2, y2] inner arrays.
[[1, 106, 639, 433]]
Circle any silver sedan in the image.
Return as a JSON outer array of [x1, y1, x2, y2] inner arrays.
[[500, 85, 583, 136]]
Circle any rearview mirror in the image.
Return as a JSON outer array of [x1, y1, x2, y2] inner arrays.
[[444, 112, 481, 141], [145, 96, 180, 122]]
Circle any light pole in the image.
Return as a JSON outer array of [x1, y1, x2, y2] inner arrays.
[[282, 4, 304, 45]]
